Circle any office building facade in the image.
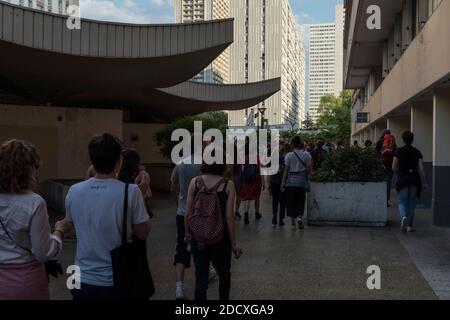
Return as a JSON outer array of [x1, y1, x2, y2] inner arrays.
[[227, 0, 305, 128], [3, 0, 69, 14], [308, 4, 344, 123], [174, 0, 230, 84]]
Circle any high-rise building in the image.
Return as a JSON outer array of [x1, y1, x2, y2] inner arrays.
[[308, 4, 344, 123], [227, 0, 305, 128], [4, 0, 69, 14], [174, 0, 230, 84]]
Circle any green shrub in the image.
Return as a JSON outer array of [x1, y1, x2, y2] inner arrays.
[[155, 112, 228, 159], [310, 146, 385, 183]]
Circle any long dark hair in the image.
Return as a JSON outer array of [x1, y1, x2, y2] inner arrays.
[[118, 149, 141, 183]]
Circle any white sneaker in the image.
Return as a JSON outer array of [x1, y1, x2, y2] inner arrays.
[[401, 217, 408, 234], [176, 283, 187, 300]]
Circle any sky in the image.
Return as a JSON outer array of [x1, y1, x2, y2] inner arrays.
[[79, 0, 344, 30]]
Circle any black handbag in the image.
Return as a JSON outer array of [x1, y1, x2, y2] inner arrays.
[[0, 217, 63, 282], [110, 183, 155, 300]]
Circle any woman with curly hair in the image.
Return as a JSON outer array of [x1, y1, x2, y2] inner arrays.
[[0, 139, 64, 300]]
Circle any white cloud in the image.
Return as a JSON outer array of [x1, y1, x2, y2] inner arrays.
[[79, 0, 173, 24], [80, 0, 152, 23], [150, 0, 172, 7]]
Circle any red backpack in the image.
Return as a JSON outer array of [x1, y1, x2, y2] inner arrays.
[[188, 177, 225, 245], [381, 134, 396, 167]]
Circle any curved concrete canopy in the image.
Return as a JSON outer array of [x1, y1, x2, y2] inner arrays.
[[0, 2, 233, 90], [0, 2, 280, 122]]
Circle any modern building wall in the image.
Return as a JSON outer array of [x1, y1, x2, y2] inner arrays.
[[4, 0, 70, 14], [345, 0, 449, 226], [174, 0, 230, 84], [308, 4, 344, 123], [228, 0, 305, 128], [0, 104, 123, 183]]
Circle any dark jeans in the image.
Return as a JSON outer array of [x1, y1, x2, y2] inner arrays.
[[71, 283, 119, 300], [174, 215, 191, 268], [191, 239, 232, 301], [285, 187, 306, 218], [271, 183, 285, 221]]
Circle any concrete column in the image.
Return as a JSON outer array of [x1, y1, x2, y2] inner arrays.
[[432, 89, 450, 227], [387, 116, 411, 147], [411, 101, 433, 208]]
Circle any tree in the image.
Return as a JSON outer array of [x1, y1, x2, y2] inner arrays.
[[155, 111, 228, 159], [302, 112, 315, 130], [316, 90, 351, 142]]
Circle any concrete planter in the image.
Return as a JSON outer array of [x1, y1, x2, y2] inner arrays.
[[307, 182, 387, 227]]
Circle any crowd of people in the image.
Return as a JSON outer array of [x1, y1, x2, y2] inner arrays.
[[0, 129, 428, 300]]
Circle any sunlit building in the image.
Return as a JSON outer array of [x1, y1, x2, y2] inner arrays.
[[227, 0, 305, 128], [174, 0, 230, 84]]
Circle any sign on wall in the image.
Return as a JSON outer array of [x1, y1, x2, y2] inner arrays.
[[356, 112, 370, 123]]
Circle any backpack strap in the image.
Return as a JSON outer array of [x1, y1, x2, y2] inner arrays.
[[121, 183, 129, 245], [196, 176, 206, 188]]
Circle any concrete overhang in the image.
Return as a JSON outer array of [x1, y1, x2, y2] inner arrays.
[[0, 1, 281, 122], [344, 0, 404, 89]]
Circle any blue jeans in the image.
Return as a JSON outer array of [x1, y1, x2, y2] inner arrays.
[[398, 186, 417, 227]]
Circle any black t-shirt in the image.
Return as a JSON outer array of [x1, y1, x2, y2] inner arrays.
[[394, 145, 423, 173]]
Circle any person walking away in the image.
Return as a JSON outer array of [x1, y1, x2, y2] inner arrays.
[[376, 129, 397, 207], [365, 140, 373, 148], [281, 137, 313, 231], [184, 155, 242, 300], [231, 140, 243, 220], [241, 142, 264, 225], [392, 131, 428, 233], [61, 133, 150, 300], [170, 139, 203, 300], [269, 144, 286, 227], [118, 149, 153, 217], [311, 139, 327, 171], [0, 140, 64, 300]]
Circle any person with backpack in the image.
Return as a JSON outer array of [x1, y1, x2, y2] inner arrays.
[[61, 133, 151, 300], [184, 155, 242, 300], [241, 142, 264, 225], [376, 129, 397, 207], [0, 140, 63, 300], [269, 143, 287, 227], [281, 136, 313, 231], [392, 131, 428, 233]]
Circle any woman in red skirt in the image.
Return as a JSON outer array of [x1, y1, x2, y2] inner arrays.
[[241, 145, 265, 225]]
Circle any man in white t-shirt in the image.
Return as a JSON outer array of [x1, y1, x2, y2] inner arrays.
[[59, 133, 151, 300]]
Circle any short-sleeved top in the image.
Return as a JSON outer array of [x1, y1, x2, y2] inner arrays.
[[171, 157, 202, 216], [394, 145, 423, 174], [65, 178, 149, 286], [284, 150, 312, 187]]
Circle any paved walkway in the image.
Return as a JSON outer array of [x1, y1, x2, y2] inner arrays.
[[49, 190, 450, 300]]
